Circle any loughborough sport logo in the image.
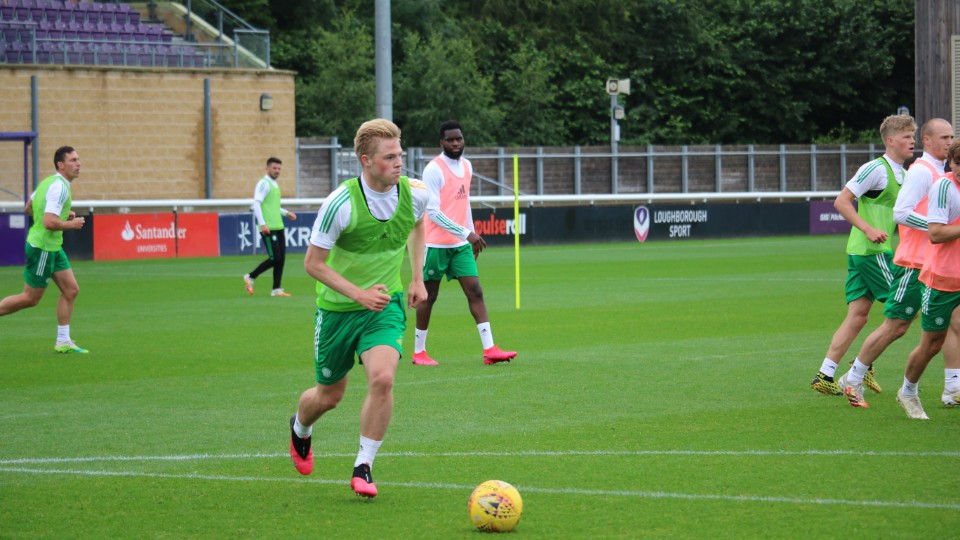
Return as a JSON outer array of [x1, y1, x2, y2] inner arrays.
[[634, 206, 650, 242]]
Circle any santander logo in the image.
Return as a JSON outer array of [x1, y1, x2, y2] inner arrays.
[[634, 206, 649, 243], [121, 221, 135, 241]]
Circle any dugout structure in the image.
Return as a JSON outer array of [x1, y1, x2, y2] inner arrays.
[[0, 131, 37, 202], [0, 131, 36, 266]]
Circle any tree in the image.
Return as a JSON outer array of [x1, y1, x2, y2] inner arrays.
[[225, 0, 915, 145], [291, 12, 377, 141], [393, 31, 504, 147]]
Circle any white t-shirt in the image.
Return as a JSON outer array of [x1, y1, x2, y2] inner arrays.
[[309, 175, 430, 249], [893, 152, 946, 229], [30, 173, 70, 217], [844, 154, 904, 199], [927, 176, 960, 226]]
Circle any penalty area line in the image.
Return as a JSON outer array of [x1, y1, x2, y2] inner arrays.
[[0, 466, 957, 510], [1, 448, 959, 465]]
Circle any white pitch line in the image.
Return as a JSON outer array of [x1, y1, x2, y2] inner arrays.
[[2, 448, 958, 465], [0, 466, 956, 510]]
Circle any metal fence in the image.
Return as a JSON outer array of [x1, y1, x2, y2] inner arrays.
[[294, 140, 883, 199]]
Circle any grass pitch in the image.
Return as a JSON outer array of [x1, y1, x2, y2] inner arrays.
[[1, 235, 958, 539]]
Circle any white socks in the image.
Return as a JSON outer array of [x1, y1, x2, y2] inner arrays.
[[414, 328, 427, 354], [818, 358, 838, 378], [847, 358, 868, 385], [900, 377, 919, 397], [293, 413, 312, 438], [354, 436, 382, 468], [56, 325, 71, 344], [417, 323, 497, 352], [946, 369, 960, 393], [478, 322, 494, 349]]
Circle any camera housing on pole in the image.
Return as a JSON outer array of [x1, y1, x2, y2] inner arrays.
[[606, 78, 630, 194]]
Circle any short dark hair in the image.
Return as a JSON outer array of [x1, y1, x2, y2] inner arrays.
[[53, 146, 75, 169], [266, 157, 282, 166], [439, 120, 462, 139]]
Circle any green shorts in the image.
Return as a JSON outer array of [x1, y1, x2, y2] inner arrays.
[[313, 292, 406, 385], [882, 266, 922, 320], [920, 287, 960, 332], [424, 244, 478, 282], [844, 253, 898, 304], [23, 243, 70, 289]]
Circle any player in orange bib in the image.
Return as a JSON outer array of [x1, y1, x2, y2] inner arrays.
[[412, 120, 517, 366]]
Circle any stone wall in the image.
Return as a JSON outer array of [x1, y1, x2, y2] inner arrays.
[[0, 64, 296, 203]]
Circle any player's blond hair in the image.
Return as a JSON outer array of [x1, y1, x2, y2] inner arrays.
[[879, 114, 916, 141], [354, 118, 401, 159]]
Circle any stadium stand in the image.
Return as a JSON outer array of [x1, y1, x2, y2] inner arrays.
[[0, 0, 207, 67]]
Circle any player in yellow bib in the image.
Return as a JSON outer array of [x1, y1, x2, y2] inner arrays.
[[287, 119, 428, 498], [810, 115, 916, 396], [0, 146, 89, 353], [243, 157, 297, 297]]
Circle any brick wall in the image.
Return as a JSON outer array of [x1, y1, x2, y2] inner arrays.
[[0, 64, 296, 204]]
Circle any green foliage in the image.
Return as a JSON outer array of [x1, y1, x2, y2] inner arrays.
[[225, 0, 914, 145], [394, 32, 504, 146], [494, 40, 561, 145], [284, 12, 377, 142]]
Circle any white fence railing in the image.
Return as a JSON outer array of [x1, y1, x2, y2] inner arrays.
[[0, 191, 841, 214]]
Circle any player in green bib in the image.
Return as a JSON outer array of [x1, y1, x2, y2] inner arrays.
[[0, 146, 89, 353], [810, 115, 917, 395], [287, 119, 429, 499], [243, 157, 297, 297]]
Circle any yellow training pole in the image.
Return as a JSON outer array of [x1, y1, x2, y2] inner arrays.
[[514, 154, 520, 309]]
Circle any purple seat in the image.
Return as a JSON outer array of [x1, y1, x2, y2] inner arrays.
[[93, 42, 111, 64], [57, 3, 77, 23], [37, 39, 59, 63], [38, 18, 58, 38], [100, 2, 117, 24], [60, 22, 76, 40], [139, 45, 153, 66], [15, 41, 37, 63], [107, 22, 123, 40], [78, 20, 95, 40], [65, 40, 83, 63], [51, 19, 66, 37], [1, 6, 14, 21], [75, 1, 95, 23], [108, 42, 124, 65], [124, 43, 142, 65], [81, 42, 95, 64], [144, 24, 161, 42]]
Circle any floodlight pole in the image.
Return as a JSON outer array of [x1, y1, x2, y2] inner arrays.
[[611, 93, 619, 194], [374, 0, 393, 120]]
